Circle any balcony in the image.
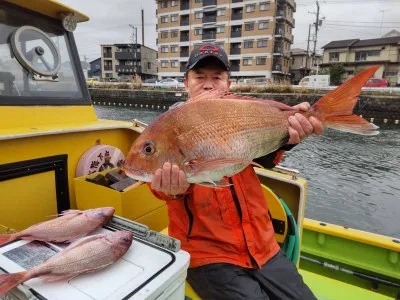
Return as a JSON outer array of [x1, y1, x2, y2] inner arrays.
[[203, 0, 216, 6], [230, 64, 240, 72], [272, 64, 283, 73], [103, 52, 112, 58], [275, 28, 284, 36], [231, 31, 242, 38], [202, 32, 216, 40], [181, 51, 189, 57], [180, 34, 189, 42], [180, 65, 186, 72], [232, 0, 242, 2], [230, 48, 241, 55], [274, 47, 283, 54], [104, 66, 113, 71], [180, 17, 189, 26], [181, 1, 189, 10], [115, 52, 140, 60], [203, 15, 217, 23], [231, 12, 243, 20]]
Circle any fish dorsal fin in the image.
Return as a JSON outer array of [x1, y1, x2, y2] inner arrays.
[[186, 89, 228, 102], [59, 209, 82, 216], [221, 93, 296, 111]]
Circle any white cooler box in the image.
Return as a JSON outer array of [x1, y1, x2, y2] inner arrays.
[[0, 216, 190, 300]]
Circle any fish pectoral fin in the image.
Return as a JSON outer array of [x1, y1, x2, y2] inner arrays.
[[186, 158, 264, 173], [196, 181, 233, 188]]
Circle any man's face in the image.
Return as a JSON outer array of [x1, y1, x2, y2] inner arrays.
[[184, 65, 231, 98]]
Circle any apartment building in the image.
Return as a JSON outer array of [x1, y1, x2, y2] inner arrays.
[[156, 0, 295, 83], [101, 44, 157, 81], [321, 36, 400, 86], [290, 48, 322, 84]]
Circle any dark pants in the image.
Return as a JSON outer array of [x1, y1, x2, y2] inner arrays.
[[187, 250, 317, 300]]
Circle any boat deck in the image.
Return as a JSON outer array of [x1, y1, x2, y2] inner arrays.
[[300, 270, 393, 300]]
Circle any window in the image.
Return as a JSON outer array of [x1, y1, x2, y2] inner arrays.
[[368, 51, 380, 56], [256, 57, 267, 65], [259, 21, 269, 29], [161, 31, 168, 38], [384, 71, 398, 76], [195, 12, 203, 19], [161, 1, 167, 8], [243, 58, 252, 66], [161, 46, 169, 53], [260, 2, 270, 11], [245, 23, 254, 31], [246, 4, 256, 13], [329, 52, 339, 62], [171, 61, 179, 68], [195, 0, 202, 3], [161, 61, 168, 68], [161, 16, 168, 23], [171, 0, 178, 6], [171, 15, 178, 22], [171, 30, 178, 38], [216, 26, 225, 33], [95, 64, 100, 69], [244, 41, 253, 48], [217, 9, 225, 16], [257, 39, 267, 48], [147, 62, 152, 69], [171, 45, 178, 53], [194, 28, 202, 35]]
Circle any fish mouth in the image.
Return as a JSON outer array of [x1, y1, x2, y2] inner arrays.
[[122, 166, 152, 182]]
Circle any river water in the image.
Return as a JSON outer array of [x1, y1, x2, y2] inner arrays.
[[95, 106, 400, 239]]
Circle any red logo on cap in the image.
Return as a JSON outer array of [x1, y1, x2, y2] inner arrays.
[[199, 45, 219, 52]]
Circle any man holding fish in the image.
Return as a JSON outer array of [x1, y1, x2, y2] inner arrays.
[[122, 44, 378, 299], [153, 44, 319, 300]]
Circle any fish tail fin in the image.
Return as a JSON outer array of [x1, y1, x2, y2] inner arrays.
[[0, 271, 29, 296], [311, 65, 380, 136], [0, 234, 16, 247]]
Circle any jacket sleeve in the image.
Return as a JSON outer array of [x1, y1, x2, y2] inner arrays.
[[147, 182, 194, 201], [254, 144, 296, 169]]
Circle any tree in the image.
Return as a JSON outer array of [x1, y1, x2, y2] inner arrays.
[[329, 64, 346, 85]]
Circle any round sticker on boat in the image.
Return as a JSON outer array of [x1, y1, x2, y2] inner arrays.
[[76, 145, 125, 177]]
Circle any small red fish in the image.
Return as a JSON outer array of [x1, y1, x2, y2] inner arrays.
[[0, 207, 115, 246], [0, 231, 132, 296], [122, 66, 379, 187]]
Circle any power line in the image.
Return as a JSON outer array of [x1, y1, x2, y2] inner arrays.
[[324, 23, 400, 29], [325, 20, 400, 24]]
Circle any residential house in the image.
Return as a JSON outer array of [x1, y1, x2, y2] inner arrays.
[[321, 36, 400, 86], [290, 48, 322, 84], [88, 58, 101, 79], [101, 44, 157, 81]]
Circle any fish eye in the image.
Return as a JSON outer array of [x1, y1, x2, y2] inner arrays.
[[142, 142, 156, 156], [120, 237, 129, 243]]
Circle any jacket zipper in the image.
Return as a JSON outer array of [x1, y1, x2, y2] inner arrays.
[[184, 194, 194, 241], [229, 177, 242, 221]]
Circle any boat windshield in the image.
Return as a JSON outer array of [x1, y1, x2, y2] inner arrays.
[[0, 3, 89, 105]]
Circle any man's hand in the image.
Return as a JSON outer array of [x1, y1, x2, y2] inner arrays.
[[288, 102, 324, 144], [151, 162, 190, 197]]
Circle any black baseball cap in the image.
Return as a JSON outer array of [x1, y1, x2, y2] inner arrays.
[[186, 44, 230, 73]]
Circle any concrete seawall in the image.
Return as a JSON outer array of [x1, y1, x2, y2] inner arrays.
[[89, 89, 400, 125]]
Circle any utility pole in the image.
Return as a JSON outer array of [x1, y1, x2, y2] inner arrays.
[[142, 9, 145, 46], [129, 24, 138, 77], [313, 1, 320, 59], [305, 24, 312, 77]]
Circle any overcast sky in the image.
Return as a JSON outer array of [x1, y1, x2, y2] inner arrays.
[[58, 0, 400, 62]]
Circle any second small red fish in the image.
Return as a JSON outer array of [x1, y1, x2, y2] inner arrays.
[[0, 207, 115, 246]]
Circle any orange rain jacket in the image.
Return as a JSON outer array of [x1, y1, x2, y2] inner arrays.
[[149, 149, 288, 269]]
